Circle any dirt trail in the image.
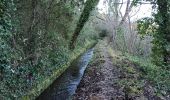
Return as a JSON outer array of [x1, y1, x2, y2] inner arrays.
[[73, 40, 169, 100], [73, 42, 124, 100]]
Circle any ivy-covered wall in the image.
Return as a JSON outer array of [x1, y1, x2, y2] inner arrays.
[[0, 0, 99, 99]]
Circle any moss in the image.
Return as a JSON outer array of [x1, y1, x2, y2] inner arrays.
[[129, 86, 143, 94], [125, 67, 136, 74], [19, 41, 96, 100], [70, 0, 99, 49]]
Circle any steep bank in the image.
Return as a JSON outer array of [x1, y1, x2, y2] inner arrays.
[[36, 48, 94, 100], [21, 40, 96, 100], [0, 1, 100, 99]]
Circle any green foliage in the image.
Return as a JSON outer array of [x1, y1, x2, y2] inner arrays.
[[136, 0, 170, 67], [152, 0, 170, 67], [109, 45, 169, 96], [0, 0, 98, 99], [125, 0, 170, 91], [99, 29, 108, 38], [70, 0, 99, 49], [114, 27, 128, 53], [76, 20, 99, 47], [0, 0, 13, 78], [137, 17, 155, 38], [125, 53, 170, 93]]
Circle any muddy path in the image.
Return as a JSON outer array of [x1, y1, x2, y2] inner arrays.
[[73, 40, 169, 100], [73, 41, 124, 100]]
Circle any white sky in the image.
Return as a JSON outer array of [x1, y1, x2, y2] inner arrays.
[[97, 0, 152, 21]]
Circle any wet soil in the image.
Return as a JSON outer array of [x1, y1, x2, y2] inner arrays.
[[73, 41, 169, 100], [73, 41, 124, 100]]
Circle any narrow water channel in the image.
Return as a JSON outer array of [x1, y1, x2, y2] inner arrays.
[[36, 48, 94, 100]]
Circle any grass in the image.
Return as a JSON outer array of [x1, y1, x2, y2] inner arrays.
[[124, 53, 170, 93], [108, 45, 170, 98]]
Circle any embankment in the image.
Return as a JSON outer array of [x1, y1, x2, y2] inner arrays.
[[21, 40, 96, 100]]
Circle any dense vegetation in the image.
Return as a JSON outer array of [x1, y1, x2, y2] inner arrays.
[[0, 0, 170, 99], [0, 0, 100, 99], [136, 0, 170, 67], [111, 0, 170, 95]]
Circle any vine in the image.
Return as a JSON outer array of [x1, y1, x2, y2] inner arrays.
[[152, 0, 170, 67], [70, 0, 99, 49], [136, 0, 170, 67], [0, 0, 13, 76]]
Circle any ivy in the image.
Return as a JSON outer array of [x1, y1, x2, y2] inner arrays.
[[0, 0, 99, 98], [137, 17, 155, 38], [136, 0, 170, 67], [152, 0, 170, 67], [70, 0, 99, 49], [0, 0, 13, 75]]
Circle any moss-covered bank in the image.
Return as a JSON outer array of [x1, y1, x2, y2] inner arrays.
[[20, 40, 96, 100]]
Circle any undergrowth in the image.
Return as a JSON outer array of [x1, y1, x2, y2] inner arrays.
[[108, 46, 170, 98], [125, 53, 170, 93]]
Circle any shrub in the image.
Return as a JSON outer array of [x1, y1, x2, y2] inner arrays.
[[99, 29, 108, 38]]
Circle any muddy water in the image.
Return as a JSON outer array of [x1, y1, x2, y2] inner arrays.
[[36, 48, 94, 100]]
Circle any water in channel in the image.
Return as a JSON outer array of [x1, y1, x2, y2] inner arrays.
[[36, 48, 94, 100]]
